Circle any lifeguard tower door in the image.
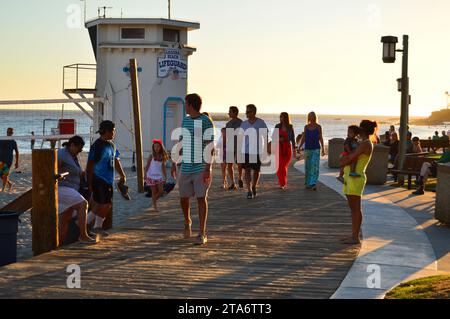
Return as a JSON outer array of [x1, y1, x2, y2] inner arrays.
[[163, 97, 185, 150]]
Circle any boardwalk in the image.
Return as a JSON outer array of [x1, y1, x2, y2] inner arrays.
[[0, 167, 359, 299]]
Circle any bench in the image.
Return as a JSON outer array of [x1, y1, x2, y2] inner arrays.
[[420, 139, 449, 153], [391, 154, 435, 189]]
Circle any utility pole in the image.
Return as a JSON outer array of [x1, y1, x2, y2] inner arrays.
[[129, 59, 145, 193]]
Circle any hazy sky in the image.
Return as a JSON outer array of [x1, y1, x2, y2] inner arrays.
[[0, 0, 449, 116]]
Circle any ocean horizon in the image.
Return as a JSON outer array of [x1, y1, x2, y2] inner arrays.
[[0, 109, 446, 154]]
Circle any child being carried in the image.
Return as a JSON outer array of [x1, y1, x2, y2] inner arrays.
[[338, 125, 361, 181]]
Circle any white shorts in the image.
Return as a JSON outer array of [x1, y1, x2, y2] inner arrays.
[[58, 186, 86, 216], [178, 172, 211, 198]]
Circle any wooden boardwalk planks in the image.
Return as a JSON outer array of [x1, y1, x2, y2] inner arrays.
[[0, 167, 359, 299]]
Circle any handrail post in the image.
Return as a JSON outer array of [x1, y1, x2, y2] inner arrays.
[[76, 64, 79, 90], [32, 149, 59, 256]]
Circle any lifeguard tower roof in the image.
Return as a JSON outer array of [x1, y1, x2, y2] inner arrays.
[[85, 18, 200, 31], [85, 18, 200, 59]]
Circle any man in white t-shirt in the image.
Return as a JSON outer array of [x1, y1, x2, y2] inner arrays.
[[239, 104, 269, 199]]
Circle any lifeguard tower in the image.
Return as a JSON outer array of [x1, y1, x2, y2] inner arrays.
[[64, 17, 200, 163]]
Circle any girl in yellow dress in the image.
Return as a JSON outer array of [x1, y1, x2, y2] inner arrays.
[[339, 120, 376, 244]]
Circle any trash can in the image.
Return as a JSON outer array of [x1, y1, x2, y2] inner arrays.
[[435, 164, 450, 225], [0, 212, 21, 267], [366, 144, 390, 185], [328, 138, 345, 168]]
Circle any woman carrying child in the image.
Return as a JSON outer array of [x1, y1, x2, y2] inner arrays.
[[340, 120, 376, 244], [144, 139, 169, 212]]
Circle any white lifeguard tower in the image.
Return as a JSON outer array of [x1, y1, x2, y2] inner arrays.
[[64, 17, 200, 163]]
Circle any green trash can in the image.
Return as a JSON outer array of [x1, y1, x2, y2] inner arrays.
[[0, 212, 21, 267]]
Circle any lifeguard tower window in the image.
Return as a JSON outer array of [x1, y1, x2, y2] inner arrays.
[[163, 29, 180, 42], [121, 28, 145, 40]]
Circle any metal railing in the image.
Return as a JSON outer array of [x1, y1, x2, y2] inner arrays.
[[63, 64, 97, 92]]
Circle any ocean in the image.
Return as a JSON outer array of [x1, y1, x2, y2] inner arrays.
[[0, 109, 448, 154], [212, 113, 449, 145], [0, 109, 93, 153]]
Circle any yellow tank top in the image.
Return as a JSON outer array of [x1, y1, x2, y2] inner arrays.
[[354, 153, 371, 175], [343, 150, 372, 177]]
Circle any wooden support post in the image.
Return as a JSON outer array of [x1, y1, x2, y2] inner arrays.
[[129, 58, 145, 193], [32, 149, 59, 256]]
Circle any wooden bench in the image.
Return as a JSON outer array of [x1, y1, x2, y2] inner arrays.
[[0, 189, 32, 213], [420, 139, 449, 153], [391, 154, 435, 189]]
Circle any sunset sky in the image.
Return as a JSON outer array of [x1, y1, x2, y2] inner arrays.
[[0, 0, 449, 116]]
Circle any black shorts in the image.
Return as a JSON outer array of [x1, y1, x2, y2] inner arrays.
[[242, 154, 261, 171], [92, 176, 113, 205]]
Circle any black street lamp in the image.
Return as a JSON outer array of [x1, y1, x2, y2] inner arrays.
[[381, 35, 410, 173], [381, 36, 398, 63]]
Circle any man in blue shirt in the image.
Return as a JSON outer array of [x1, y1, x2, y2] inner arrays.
[[0, 128, 19, 191], [86, 120, 126, 235], [178, 94, 214, 245]]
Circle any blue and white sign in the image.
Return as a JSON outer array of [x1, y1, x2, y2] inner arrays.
[[157, 49, 187, 79]]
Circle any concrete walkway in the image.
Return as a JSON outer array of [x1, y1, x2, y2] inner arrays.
[[376, 186, 450, 274], [295, 160, 443, 299]]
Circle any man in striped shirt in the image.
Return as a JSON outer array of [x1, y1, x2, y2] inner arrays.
[[179, 94, 215, 245]]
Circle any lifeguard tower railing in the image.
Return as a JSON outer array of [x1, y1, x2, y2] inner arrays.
[[62, 64, 97, 123], [63, 63, 97, 93]]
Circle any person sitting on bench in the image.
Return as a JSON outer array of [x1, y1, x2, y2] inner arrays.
[[58, 136, 98, 244], [412, 150, 450, 195]]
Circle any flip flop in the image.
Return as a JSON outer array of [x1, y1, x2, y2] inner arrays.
[[78, 237, 98, 245], [117, 181, 131, 200]]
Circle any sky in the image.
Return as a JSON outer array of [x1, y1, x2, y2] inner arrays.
[[0, 0, 449, 116]]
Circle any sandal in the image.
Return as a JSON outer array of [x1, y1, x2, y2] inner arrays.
[[78, 236, 98, 245]]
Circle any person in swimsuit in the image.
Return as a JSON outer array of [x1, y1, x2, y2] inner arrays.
[[339, 120, 376, 245]]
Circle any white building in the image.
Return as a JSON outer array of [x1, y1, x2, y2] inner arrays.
[[66, 18, 200, 164]]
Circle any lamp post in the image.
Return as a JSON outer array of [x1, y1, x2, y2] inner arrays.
[[381, 35, 410, 172]]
